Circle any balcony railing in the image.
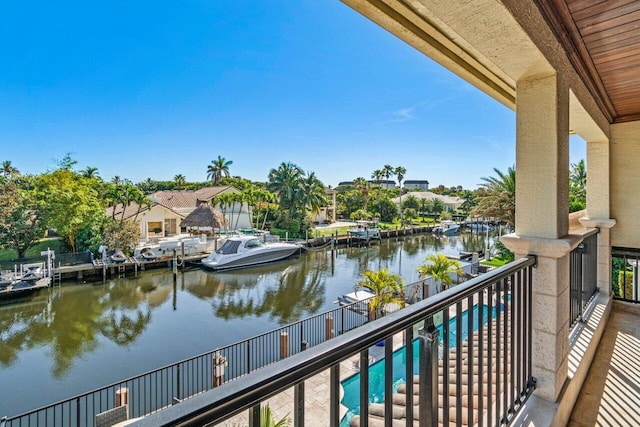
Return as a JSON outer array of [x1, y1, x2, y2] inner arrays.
[[132, 256, 536, 427], [611, 246, 640, 303], [569, 230, 599, 329]]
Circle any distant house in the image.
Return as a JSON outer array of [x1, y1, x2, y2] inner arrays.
[[337, 180, 396, 189], [403, 180, 429, 191], [391, 191, 463, 212], [312, 188, 337, 224], [106, 186, 251, 241]]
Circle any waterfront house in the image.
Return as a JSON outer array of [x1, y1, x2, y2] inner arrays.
[[403, 179, 429, 191], [312, 187, 338, 224], [106, 186, 251, 242], [391, 191, 463, 213], [338, 180, 396, 189]]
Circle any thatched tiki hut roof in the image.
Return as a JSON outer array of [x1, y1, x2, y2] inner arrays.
[[181, 205, 227, 229]]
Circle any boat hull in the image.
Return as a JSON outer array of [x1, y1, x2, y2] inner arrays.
[[202, 246, 299, 271]]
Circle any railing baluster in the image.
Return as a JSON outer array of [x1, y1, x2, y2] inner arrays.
[[419, 316, 438, 427], [329, 364, 340, 427], [443, 309, 450, 425], [359, 349, 369, 427], [384, 336, 393, 427], [455, 301, 462, 426], [405, 326, 413, 427]]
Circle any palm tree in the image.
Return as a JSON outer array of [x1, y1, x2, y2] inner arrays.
[[260, 405, 291, 427], [174, 174, 186, 190], [382, 164, 394, 184], [0, 160, 20, 178], [473, 166, 516, 226], [112, 176, 122, 186], [417, 254, 464, 292], [267, 162, 305, 212], [371, 169, 384, 187], [432, 198, 445, 217], [355, 269, 405, 320], [206, 156, 233, 185], [81, 166, 99, 179], [570, 159, 586, 207], [371, 169, 384, 215], [298, 172, 327, 216], [353, 177, 371, 212], [395, 166, 407, 224], [459, 190, 477, 218]]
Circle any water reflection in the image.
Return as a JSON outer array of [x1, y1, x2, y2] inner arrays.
[[210, 253, 329, 324], [0, 231, 499, 416], [0, 280, 157, 378]]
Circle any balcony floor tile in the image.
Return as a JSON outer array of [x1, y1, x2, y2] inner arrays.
[[569, 303, 640, 426]]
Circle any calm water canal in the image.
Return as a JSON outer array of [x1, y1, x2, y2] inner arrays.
[[0, 232, 493, 417]]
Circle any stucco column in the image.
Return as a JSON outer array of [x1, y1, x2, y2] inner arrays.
[[579, 139, 616, 296], [503, 72, 571, 402]]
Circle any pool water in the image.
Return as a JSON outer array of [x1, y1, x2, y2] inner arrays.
[[340, 304, 498, 426]]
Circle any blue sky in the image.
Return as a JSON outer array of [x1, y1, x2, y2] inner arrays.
[[0, 0, 584, 189]]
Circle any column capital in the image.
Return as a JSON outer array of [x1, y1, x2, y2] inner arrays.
[[579, 217, 616, 229], [501, 233, 582, 258]]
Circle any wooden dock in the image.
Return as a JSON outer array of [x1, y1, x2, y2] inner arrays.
[[52, 253, 209, 283]]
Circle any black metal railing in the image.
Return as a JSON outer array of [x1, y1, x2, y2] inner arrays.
[[1, 295, 373, 427], [611, 246, 640, 303], [0, 263, 479, 427], [569, 230, 599, 329], [131, 257, 537, 427]]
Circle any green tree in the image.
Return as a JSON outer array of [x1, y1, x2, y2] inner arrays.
[[382, 164, 394, 183], [81, 166, 100, 179], [36, 168, 106, 252], [473, 166, 516, 226], [403, 207, 418, 222], [395, 166, 407, 224], [569, 159, 586, 212], [299, 172, 327, 216], [173, 174, 186, 190], [355, 269, 405, 320], [353, 177, 371, 212], [459, 190, 476, 218], [0, 160, 20, 179], [417, 254, 464, 292], [267, 162, 305, 212], [375, 198, 398, 223], [431, 198, 445, 216], [207, 156, 233, 185], [403, 195, 420, 210], [0, 181, 44, 258], [103, 220, 139, 255]]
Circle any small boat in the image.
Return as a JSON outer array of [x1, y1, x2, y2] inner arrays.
[[201, 235, 301, 271], [433, 220, 460, 236], [467, 222, 493, 232], [109, 249, 127, 263], [138, 248, 157, 261], [348, 221, 381, 240], [336, 290, 375, 306]]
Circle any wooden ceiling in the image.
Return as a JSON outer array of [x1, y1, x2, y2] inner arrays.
[[536, 0, 640, 123]]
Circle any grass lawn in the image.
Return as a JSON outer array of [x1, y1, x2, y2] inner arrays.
[[0, 239, 65, 261], [481, 257, 510, 267]]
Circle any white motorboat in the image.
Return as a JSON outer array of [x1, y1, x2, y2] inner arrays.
[[348, 221, 381, 239], [201, 235, 301, 271], [433, 220, 460, 236]]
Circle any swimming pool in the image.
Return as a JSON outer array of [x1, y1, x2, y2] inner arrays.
[[340, 304, 496, 426]]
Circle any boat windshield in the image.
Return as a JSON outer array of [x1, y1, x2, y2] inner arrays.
[[216, 240, 242, 255], [244, 239, 263, 249]]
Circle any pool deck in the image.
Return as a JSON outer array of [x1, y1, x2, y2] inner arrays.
[[215, 332, 407, 427]]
